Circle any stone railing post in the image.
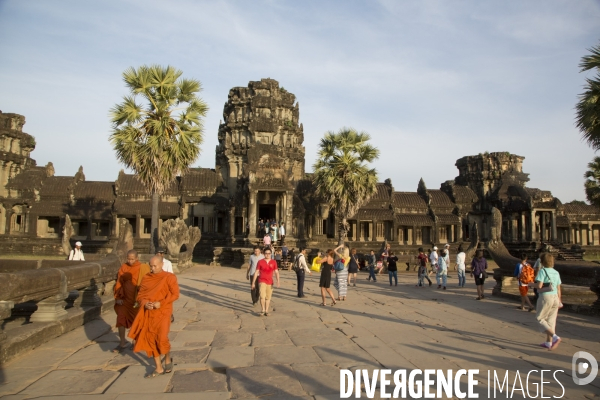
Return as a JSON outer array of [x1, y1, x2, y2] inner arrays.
[[0, 301, 13, 342], [30, 269, 68, 323], [78, 280, 104, 307]]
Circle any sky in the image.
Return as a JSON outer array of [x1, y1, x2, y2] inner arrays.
[[0, 0, 598, 202]]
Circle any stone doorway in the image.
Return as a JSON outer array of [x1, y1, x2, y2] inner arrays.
[[259, 204, 276, 221]]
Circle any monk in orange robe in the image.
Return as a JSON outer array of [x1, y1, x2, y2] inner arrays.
[[128, 255, 179, 378], [113, 249, 150, 352]]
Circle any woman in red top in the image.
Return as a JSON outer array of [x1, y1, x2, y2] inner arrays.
[[251, 248, 280, 316]]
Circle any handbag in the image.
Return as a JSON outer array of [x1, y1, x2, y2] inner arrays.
[[536, 268, 554, 293]]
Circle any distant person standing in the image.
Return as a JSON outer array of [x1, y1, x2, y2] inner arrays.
[[155, 247, 173, 273], [333, 245, 348, 301], [263, 232, 272, 249], [318, 249, 338, 306], [348, 248, 359, 287], [471, 250, 488, 300], [456, 245, 466, 288], [417, 248, 432, 286], [271, 222, 278, 242], [258, 219, 265, 238], [294, 248, 311, 297], [366, 250, 377, 282], [387, 251, 398, 286], [437, 249, 448, 290], [69, 241, 85, 261], [514, 253, 535, 312], [281, 242, 289, 269], [379, 244, 390, 275], [279, 223, 286, 245], [246, 247, 264, 306]]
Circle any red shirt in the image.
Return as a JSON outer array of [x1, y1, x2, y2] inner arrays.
[[257, 259, 278, 285], [417, 253, 428, 266]]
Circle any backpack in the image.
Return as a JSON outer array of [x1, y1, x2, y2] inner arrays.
[[518, 264, 534, 284], [334, 260, 345, 271], [419, 255, 427, 267], [293, 254, 303, 272]]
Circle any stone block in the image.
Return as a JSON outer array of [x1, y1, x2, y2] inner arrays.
[[251, 329, 293, 347], [170, 347, 210, 364], [227, 365, 306, 398], [170, 330, 215, 348], [20, 369, 119, 396], [292, 363, 341, 395], [57, 343, 119, 370], [254, 345, 321, 365], [168, 369, 227, 393], [205, 346, 254, 369], [286, 328, 351, 347], [105, 365, 171, 394], [312, 344, 379, 369], [211, 331, 252, 347]]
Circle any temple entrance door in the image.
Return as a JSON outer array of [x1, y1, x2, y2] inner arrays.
[[259, 204, 276, 222]]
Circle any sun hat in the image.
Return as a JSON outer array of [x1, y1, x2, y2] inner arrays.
[[75, 241, 82, 247]]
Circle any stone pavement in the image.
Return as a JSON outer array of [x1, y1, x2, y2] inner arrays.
[[0, 266, 598, 399]]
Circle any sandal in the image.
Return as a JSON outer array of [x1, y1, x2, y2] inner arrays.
[[145, 369, 165, 378], [331, 301, 337, 306], [265, 312, 269, 316], [319, 303, 326, 306], [165, 358, 173, 373]]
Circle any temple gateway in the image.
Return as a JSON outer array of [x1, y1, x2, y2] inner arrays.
[[1, 78, 599, 259]]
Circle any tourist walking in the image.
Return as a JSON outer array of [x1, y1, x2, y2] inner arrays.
[[251, 248, 280, 316], [514, 252, 535, 311], [379, 244, 390, 275], [456, 245, 466, 287], [366, 250, 377, 282], [68, 241, 85, 261], [333, 245, 348, 301], [348, 248, 359, 287], [113, 250, 150, 353], [263, 232, 272, 249], [429, 246, 438, 278], [246, 246, 264, 306], [279, 223, 286, 245], [274, 248, 282, 269], [155, 247, 173, 273], [437, 249, 448, 290], [529, 253, 562, 350], [471, 250, 488, 300], [281, 242, 289, 269], [387, 251, 398, 286], [318, 248, 338, 306], [417, 248, 432, 286], [271, 222, 278, 242], [294, 248, 311, 297], [444, 244, 451, 270], [258, 219, 265, 238], [128, 255, 179, 378]]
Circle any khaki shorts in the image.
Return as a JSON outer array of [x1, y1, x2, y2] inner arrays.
[[259, 283, 273, 300]]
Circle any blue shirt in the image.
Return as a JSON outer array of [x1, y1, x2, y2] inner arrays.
[[536, 267, 561, 296]]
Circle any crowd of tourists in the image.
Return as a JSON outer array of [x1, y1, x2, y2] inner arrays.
[[257, 219, 286, 245], [245, 242, 563, 352]]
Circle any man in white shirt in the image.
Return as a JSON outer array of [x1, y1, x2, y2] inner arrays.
[[294, 248, 311, 297], [69, 241, 85, 261], [155, 247, 173, 273], [429, 246, 438, 277], [279, 223, 286, 245], [456, 245, 466, 287]]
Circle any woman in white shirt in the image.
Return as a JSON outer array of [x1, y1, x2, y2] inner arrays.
[[456, 245, 466, 287]]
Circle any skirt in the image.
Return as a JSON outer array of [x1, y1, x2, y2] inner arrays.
[[334, 269, 348, 296]]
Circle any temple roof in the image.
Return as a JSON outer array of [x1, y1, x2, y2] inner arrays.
[[351, 208, 394, 221], [392, 192, 427, 209], [436, 214, 460, 224], [113, 200, 180, 217], [39, 177, 73, 198], [181, 168, 222, 192], [451, 185, 478, 203], [73, 181, 114, 202], [429, 190, 454, 208]]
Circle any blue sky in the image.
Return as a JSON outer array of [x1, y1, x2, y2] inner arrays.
[[0, 0, 598, 202]]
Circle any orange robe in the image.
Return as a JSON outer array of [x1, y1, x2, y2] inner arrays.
[[114, 261, 150, 328], [128, 271, 179, 357]]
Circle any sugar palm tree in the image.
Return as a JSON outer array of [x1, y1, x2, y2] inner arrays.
[[584, 156, 600, 207], [312, 128, 379, 245], [576, 42, 600, 150], [109, 65, 208, 253]]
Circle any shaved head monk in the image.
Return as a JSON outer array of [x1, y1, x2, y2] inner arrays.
[[113, 249, 150, 352], [128, 255, 180, 378]]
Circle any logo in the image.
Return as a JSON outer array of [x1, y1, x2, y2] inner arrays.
[[572, 351, 598, 386]]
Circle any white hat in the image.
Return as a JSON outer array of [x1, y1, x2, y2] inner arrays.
[[75, 241, 82, 247], [433, 246, 438, 250], [444, 243, 450, 248]]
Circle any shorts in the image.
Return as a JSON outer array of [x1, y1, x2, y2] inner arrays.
[[259, 283, 273, 300], [519, 285, 529, 296], [474, 276, 486, 286]]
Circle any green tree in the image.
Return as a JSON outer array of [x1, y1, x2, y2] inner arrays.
[[576, 42, 600, 149], [312, 128, 380, 245], [584, 156, 600, 207], [109, 65, 208, 253]]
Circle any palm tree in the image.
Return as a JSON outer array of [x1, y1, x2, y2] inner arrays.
[[109, 65, 208, 253], [584, 156, 600, 207], [576, 42, 600, 150], [312, 128, 380, 245]]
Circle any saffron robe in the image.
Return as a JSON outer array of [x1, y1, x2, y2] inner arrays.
[[114, 261, 150, 328], [128, 271, 179, 357]]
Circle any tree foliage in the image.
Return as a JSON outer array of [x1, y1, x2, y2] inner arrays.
[[584, 156, 600, 208], [312, 128, 379, 245], [576, 42, 600, 150], [109, 65, 208, 195]]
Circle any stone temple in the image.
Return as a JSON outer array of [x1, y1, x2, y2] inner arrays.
[[1, 78, 599, 260]]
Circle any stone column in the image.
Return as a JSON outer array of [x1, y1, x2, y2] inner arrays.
[[135, 214, 141, 238], [358, 220, 363, 241], [530, 210, 536, 241], [368, 221, 373, 241], [521, 213, 526, 241], [5, 208, 12, 234], [551, 212, 557, 241], [249, 191, 257, 238], [77, 282, 104, 307], [450, 225, 455, 243], [541, 212, 547, 241]]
